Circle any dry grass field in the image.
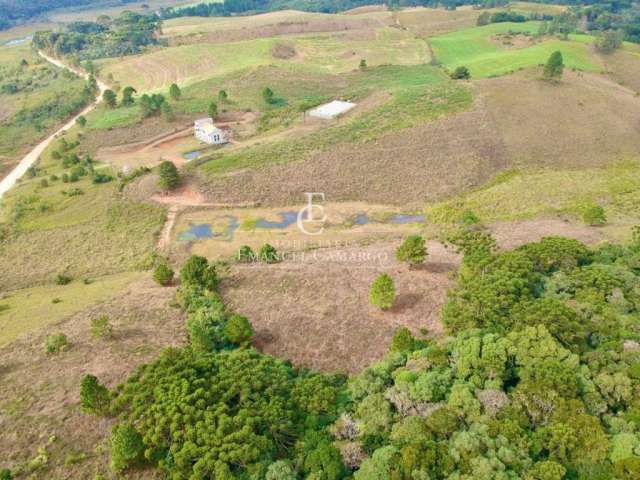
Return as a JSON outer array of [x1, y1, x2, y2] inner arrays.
[[601, 45, 640, 93], [0, 276, 183, 479], [395, 6, 483, 38], [221, 240, 459, 373]]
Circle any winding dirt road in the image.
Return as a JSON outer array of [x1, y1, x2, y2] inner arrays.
[[0, 51, 108, 199]]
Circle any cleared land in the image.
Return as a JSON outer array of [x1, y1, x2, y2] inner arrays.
[[430, 22, 601, 77], [96, 27, 428, 92], [222, 240, 459, 373], [601, 44, 640, 93], [0, 276, 183, 479], [395, 6, 484, 37]]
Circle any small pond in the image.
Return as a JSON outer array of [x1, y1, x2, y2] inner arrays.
[[178, 216, 240, 242], [183, 150, 202, 162], [352, 213, 425, 225], [255, 211, 299, 229]]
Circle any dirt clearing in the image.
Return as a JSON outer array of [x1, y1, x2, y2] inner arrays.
[[222, 240, 459, 373]]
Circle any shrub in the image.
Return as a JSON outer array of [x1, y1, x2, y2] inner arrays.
[[76, 115, 87, 128], [582, 203, 607, 226], [169, 83, 181, 100], [236, 245, 256, 263], [370, 273, 395, 310], [359, 59, 367, 69], [0, 469, 12, 480], [180, 255, 219, 290], [260, 244, 280, 263], [46, 333, 69, 354], [153, 263, 174, 286], [91, 316, 113, 339], [396, 235, 427, 267], [451, 66, 471, 80], [110, 424, 144, 472], [55, 274, 72, 285], [158, 161, 180, 191], [391, 327, 416, 353], [543, 51, 564, 80], [224, 314, 254, 346], [80, 374, 110, 415], [208, 101, 218, 119]]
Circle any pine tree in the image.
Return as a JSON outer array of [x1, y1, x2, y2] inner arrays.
[[543, 51, 564, 80]]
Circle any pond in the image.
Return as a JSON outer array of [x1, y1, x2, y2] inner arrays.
[[4, 36, 31, 47], [178, 216, 240, 242], [178, 224, 213, 241], [183, 150, 202, 162], [255, 211, 299, 229], [352, 213, 425, 225]]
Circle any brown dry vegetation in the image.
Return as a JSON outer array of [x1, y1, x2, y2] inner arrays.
[[601, 48, 640, 93], [478, 69, 640, 168], [221, 241, 459, 373], [0, 277, 183, 478], [395, 7, 482, 37], [165, 12, 392, 46]]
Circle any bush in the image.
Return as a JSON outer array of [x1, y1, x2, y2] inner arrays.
[[158, 160, 180, 191], [91, 316, 113, 339], [543, 51, 564, 80], [110, 423, 144, 472], [180, 255, 219, 290], [224, 314, 254, 346], [451, 66, 471, 80], [370, 273, 395, 310], [582, 203, 607, 226], [0, 469, 12, 480], [260, 244, 280, 263], [236, 245, 256, 263], [153, 263, 174, 286], [55, 274, 72, 285], [46, 333, 69, 354], [396, 235, 427, 267], [80, 374, 110, 415]]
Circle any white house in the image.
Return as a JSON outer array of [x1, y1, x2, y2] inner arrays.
[[194, 118, 228, 145]]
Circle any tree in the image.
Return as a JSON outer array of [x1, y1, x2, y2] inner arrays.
[[103, 89, 117, 108], [80, 374, 110, 415], [543, 51, 564, 80], [262, 87, 275, 104], [595, 30, 624, 54], [153, 263, 174, 286], [218, 89, 228, 102], [110, 423, 144, 472], [451, 66, 471, 80], [396, 235, 427, 267], [359, 59, 367, 69], [180, 255, 219, 291], [260, 244, 280, 263], [161, 101, 175, 122], [236, 245, 256, 263], [477, 11, 491, 26], [208, 101, 218, 119], [121, 86, 136, 106], [158, 160, 180, 190], [370, 273, 395, 310], [582, 203, 606, 226], [224, 314, 254, 346], [169, 82, 181, 100], [76, 115, 87, 128]]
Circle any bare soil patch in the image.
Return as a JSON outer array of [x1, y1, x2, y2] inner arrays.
[[271, 42, 298, 59], [0, 277, 183, 478], [396, 7, 481, 37], [221, 240, 460, 373], [490, 33, 538, 49]]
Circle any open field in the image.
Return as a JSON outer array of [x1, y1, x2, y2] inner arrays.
[[45, 0, 194, 23], [0, 272, 143, 347], [221, 240, 458, 373], [602, 45, 640, 93], [507, 1, 568, 15], [96, 27, 428, 92], [0, 276, 183, 479], [430, 22, 602, 77], [161, 9, 392, 42], [0, 129, 166, 291], [395, 6, 484, 37]]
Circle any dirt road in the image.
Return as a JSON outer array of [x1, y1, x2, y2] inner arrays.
[[0, 51, 109, 199]]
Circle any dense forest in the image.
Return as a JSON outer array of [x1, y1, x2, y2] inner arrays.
[[58, 226, 640, 479], [32, 11, 160, 60]]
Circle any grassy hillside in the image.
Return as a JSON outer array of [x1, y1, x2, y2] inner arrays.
[[430, 22, 601, 77]]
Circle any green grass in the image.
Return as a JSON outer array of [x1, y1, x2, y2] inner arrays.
[[85, 104, 141, 130], [430, 22, 601, 78], [425, 161, 640, 224], [0, 271, 143, 347], [199, 65, 470, 175]]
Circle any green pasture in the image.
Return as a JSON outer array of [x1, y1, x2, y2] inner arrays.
[[430, 22, 601, 78]]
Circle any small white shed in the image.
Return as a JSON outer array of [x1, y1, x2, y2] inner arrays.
[[194, 118, 228, 145], [308, 100, 356, 120]]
